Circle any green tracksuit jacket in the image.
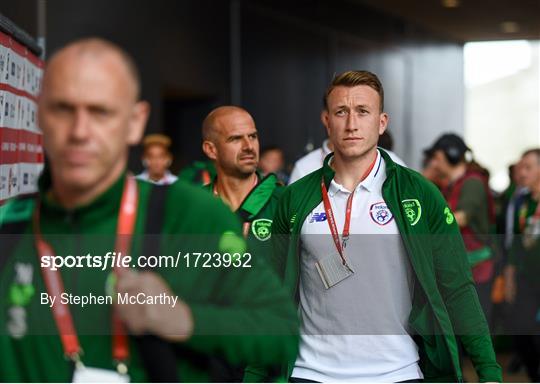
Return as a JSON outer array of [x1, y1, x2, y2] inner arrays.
[[204, 173, 284, 251], [268, 149, 501, 383], [0, 171, 298, 382]]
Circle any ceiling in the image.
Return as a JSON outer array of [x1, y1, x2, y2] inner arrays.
[[356, 0, 540, 42]]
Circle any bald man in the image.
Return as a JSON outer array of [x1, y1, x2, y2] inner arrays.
[[201, 106, 290, 382], [0, 39, 297, 382], [202, 106, 284, 242]]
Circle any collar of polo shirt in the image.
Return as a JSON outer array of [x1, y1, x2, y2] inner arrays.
[[327, 150, 382, 197]]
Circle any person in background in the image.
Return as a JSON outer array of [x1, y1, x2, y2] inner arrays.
[[494, 159, 528, 375], [376, 130, 407, 166], [288, 138, 333, 185], [504, 148, 540, 383], [201, 105, 284, 244], [200, 105, 290, 381], [177, 160, 216, 186], [426, 133, 496, 321], [421, 150, 449, 190], [259, 145, 289, 184], [500, 160, 529, 251], [136, 133, 178, 185]]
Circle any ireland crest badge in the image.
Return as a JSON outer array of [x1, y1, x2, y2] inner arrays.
[[401, 199, 422, 226], [252, 219, 272, 241]]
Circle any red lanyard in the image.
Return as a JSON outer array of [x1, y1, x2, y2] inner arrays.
[[213, 174, 258, 238], [33, 175, 138, 369], [320, 154, 378, 266]]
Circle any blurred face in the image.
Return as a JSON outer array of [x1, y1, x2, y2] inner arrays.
[[38, 49, 149, 194], [430, 150, 453, 177], [204, 111, 259, 178], [259, 149, 284, 175], [423, 156, 448, 188], [143, 144, 172, 180], [519, 153, 540, 189], [513, 161, 525, 187], [322, 85, 387, 162]]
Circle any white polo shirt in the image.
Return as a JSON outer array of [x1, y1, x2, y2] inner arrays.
[[289, 140, 332, 185], [135, 170, 178, 185], [292, 150, 422, 383]]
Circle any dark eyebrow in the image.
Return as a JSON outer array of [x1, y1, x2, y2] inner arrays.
[[47, 100, 74, 108], [226, 134, 242, 141], [355, 104, 371, 110], [226, 130, 258, 141]]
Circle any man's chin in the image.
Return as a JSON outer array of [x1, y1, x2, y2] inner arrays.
[[338, 146, 376, 160], [53, 168, 102, 192], [235, 169, 257, 179]]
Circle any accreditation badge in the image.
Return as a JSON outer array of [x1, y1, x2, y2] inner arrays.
[[72, 365, 129, 383], [523, 217, 540, 249], [315, 254, 354, 289]]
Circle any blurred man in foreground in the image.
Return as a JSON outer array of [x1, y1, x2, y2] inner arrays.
[[0, 38, 297, 382]]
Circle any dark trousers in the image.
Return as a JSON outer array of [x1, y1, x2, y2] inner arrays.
[[508, 275, 540, 381]]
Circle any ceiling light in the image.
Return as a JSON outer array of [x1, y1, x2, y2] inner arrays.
[[442, 0, 460, 8], [500, 21, 520, 33]]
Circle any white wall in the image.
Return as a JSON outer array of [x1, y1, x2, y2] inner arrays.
[[465, 40, 540, 191]]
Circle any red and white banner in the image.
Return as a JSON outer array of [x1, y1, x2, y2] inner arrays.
[[0, 30, 44, 204]]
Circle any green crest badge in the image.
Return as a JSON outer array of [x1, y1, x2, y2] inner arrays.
[[444, 207, 455, 225], [401, 199, 422, 226], [252, 219, 272, 241]]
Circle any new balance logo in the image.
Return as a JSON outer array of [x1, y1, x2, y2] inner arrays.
[[310, 212, 327, 223]]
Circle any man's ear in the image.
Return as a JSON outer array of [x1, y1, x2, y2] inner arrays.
[[378, 112, 389, 135], [321, 109, 330, 136], [202, 140, 217, 161], [127, 101, 151, 145]]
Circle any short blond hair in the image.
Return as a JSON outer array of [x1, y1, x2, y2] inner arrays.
[[324, 70, 384, 112], [142, 134, 171, 152]]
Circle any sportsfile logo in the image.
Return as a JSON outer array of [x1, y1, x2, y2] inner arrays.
[[309, 212, 327, 223]]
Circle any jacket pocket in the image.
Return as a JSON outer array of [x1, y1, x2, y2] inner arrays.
[[409, 304, 455, 381]]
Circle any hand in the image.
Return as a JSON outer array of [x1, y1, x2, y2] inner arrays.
[[453, 210, 468, 227], [114, 270, 193, 342]]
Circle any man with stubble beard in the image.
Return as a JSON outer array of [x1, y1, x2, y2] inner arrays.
[[202, 106, 284, 243], [266, 70, 501, 382]]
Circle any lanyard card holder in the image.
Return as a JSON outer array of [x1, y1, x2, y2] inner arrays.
[[315, 253, 355, 289]]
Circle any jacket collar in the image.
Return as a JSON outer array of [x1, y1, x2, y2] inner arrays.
[[322, 147, 397, 192], [209, 171, 279, 220], [37, 166, 127, 228]]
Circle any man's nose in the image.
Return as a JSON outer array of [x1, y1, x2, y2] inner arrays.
[[70, 109, 90, 141], [242, 137, 254, 151], [345, 113, 358, 131]]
